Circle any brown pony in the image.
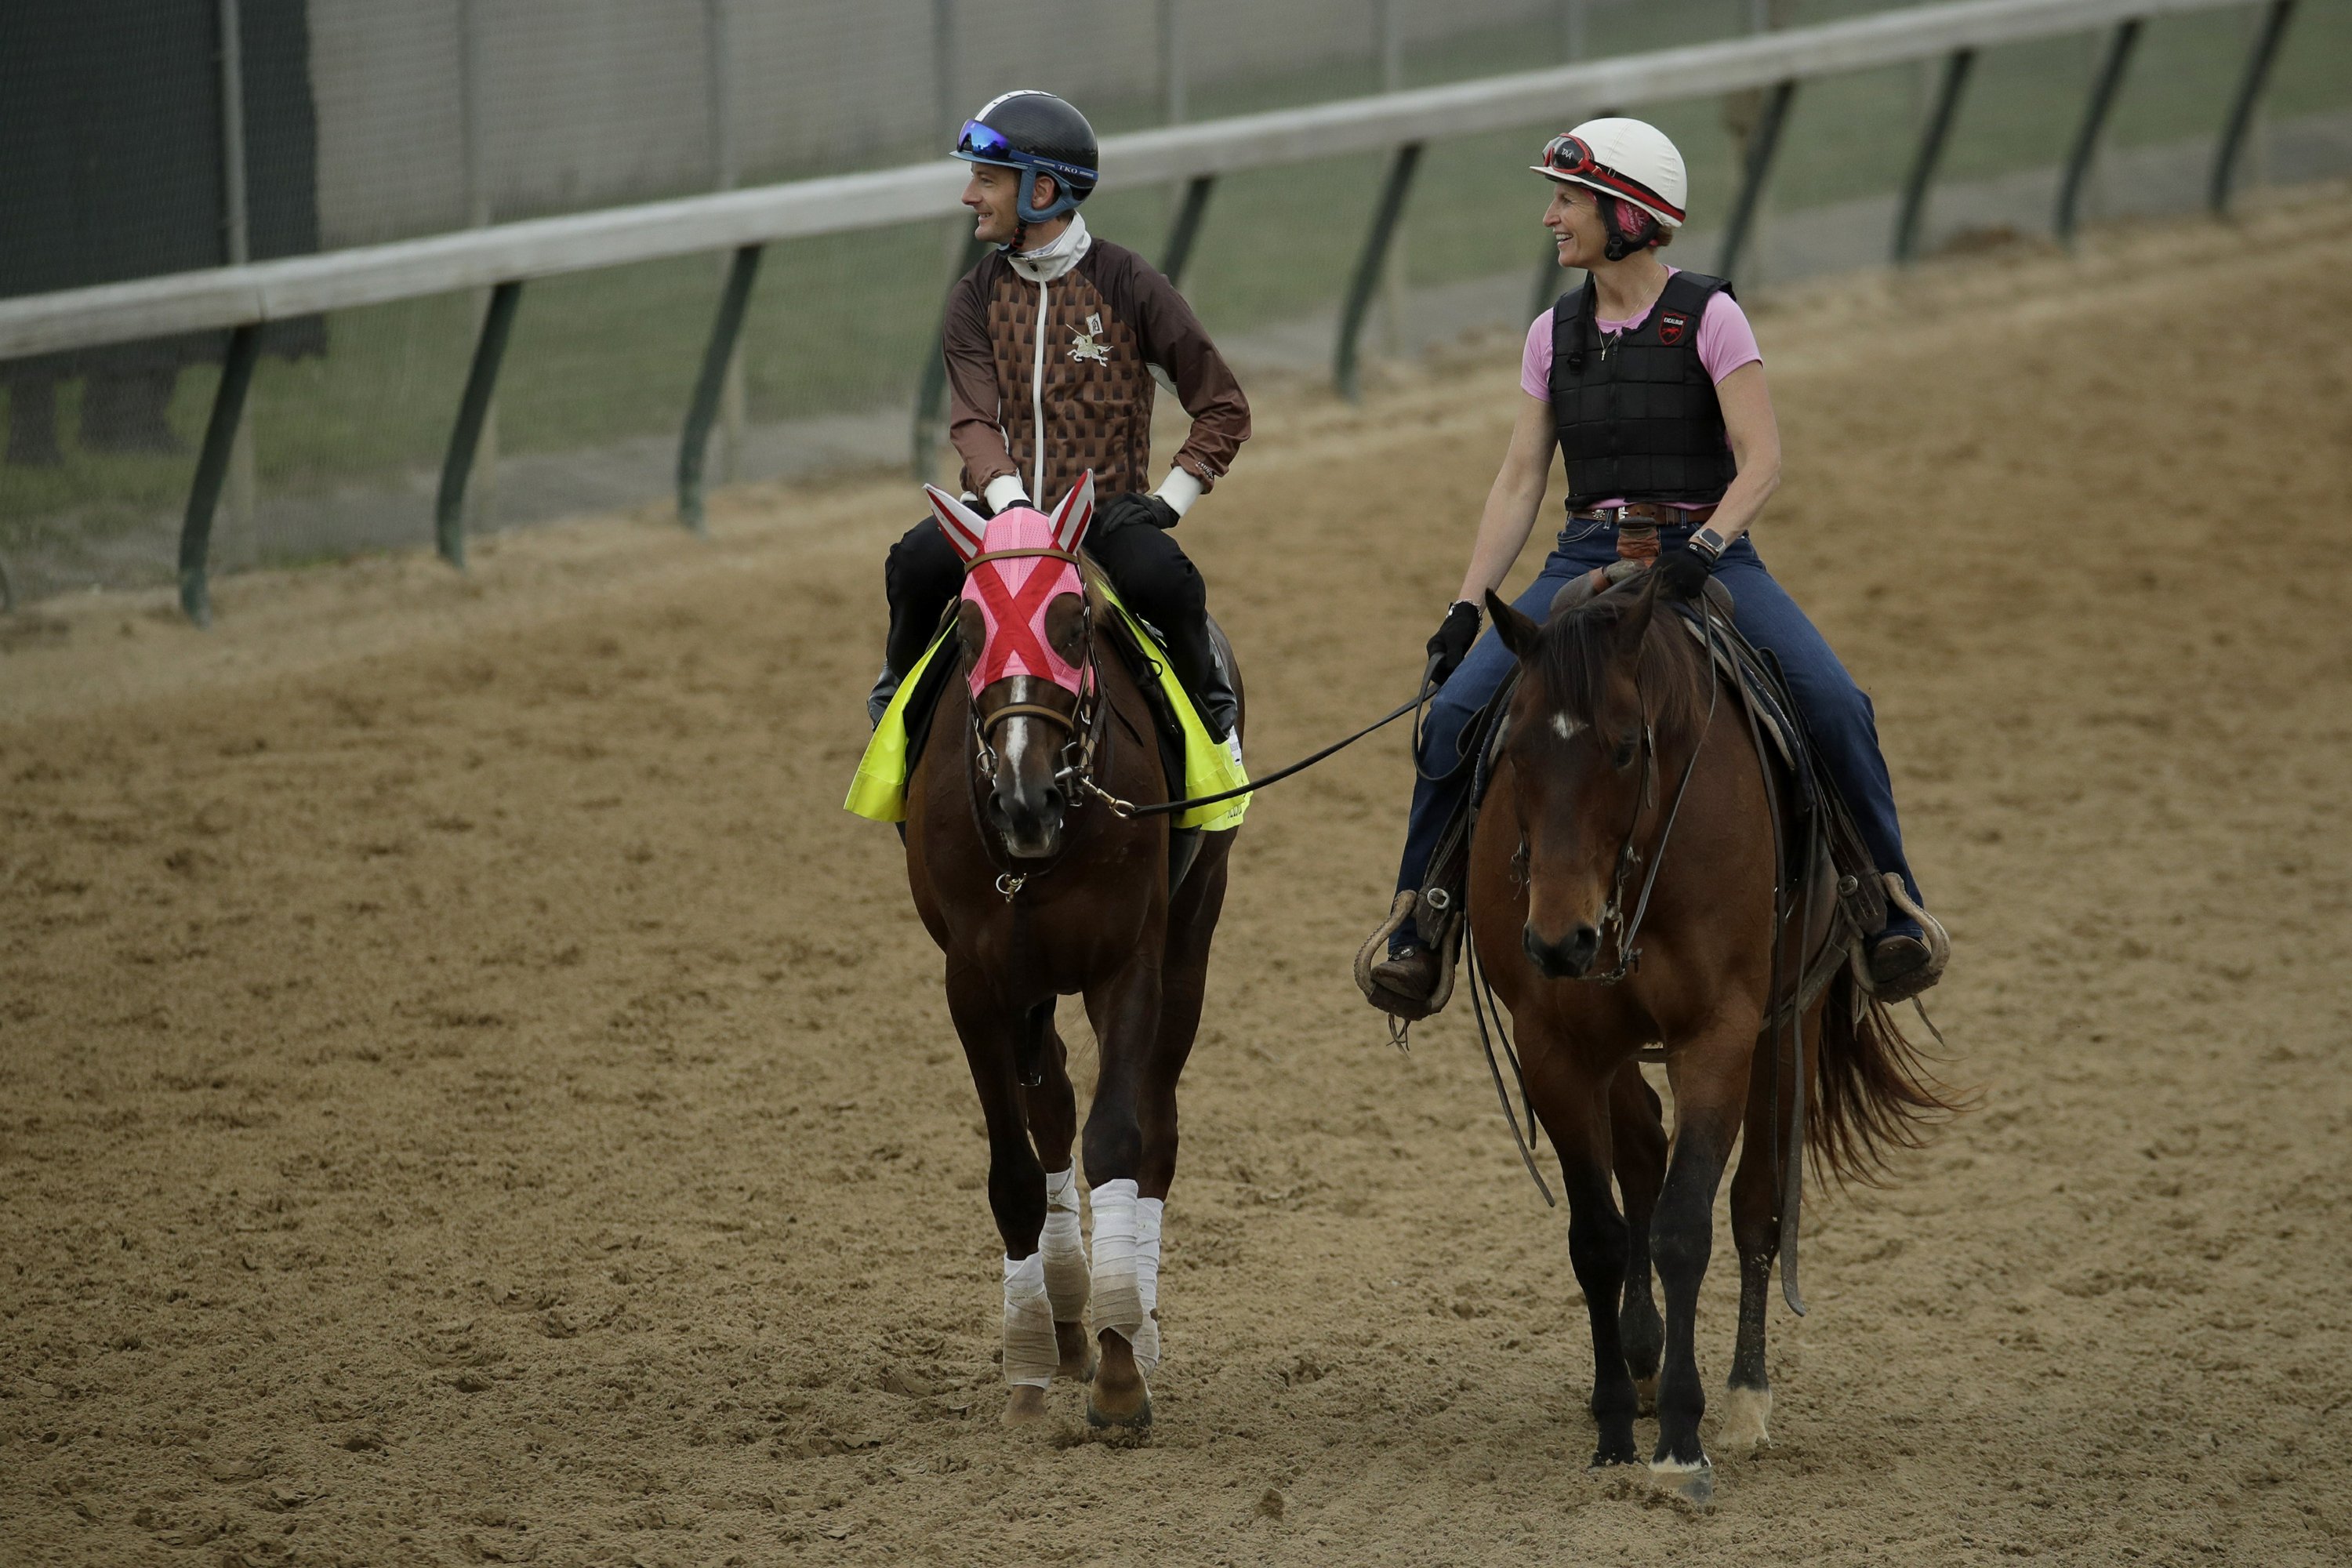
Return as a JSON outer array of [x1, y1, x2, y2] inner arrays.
[[1472, 570, 1949, 1503], [901, 476, 1241, 1428]]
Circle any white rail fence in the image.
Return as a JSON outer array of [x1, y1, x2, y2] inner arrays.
[[0, 0, 2303, 622]]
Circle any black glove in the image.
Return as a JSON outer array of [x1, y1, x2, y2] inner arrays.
[[1424, 601, 1481, 687], [1652, 545, 1713, 602], [1095, 491, 1181, 535]]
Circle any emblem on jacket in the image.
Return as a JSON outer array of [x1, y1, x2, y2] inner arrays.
[[1658, 310, 1691, 347], [1069, 313, 1110, 364]]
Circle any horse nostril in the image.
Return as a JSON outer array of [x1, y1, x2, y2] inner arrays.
[[1523, 923, 1602, 978]]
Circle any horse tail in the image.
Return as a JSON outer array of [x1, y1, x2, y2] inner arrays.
[[1808, 968, 1967, 1185]]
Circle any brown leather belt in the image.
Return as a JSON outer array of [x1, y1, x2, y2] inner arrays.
[[1567, 502, 1717, 525]]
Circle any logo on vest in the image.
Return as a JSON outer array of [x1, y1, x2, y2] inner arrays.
[[1069, 313, 1109, 365], [1657, 310, 1691, 347]]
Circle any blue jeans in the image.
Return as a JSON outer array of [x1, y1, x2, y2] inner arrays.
[[1392, 521, 1923, 950]]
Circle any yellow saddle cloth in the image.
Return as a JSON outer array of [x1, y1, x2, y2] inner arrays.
[[844, 587, 1249, 833]]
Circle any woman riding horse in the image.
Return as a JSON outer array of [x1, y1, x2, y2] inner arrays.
[[1365, 118, 1947, 1018]]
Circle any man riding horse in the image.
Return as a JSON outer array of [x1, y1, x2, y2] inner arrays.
[[1363, 117, 1949, 1018], [848, 89, 1257, 1429], [873, 89, 1251, 752]]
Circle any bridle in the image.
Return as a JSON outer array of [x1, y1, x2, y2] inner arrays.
[[1542, 600, 1721, 985], [961, 545, 1112, 898]]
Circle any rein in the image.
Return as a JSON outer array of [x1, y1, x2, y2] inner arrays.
[[1586, 602, 1722, 985]]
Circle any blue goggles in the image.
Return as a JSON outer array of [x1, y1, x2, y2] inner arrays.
[[953, 119, 1097, 186]]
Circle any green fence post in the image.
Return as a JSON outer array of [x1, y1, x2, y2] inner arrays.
[[1334, 141, 1424, 403], [1161, 175, 1216, 289], [2054, 23, 2142, 247], [677, 244, 764, 534], [177, 322, 264, 626], [2209, 0, 2298, 216], [1717, 80, 1797, 285], [1893, 49, 1975, 265], [436, 279, 523, 569]]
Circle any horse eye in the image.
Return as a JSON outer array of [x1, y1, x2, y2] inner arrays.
[[1613, 735, 1638, 769]]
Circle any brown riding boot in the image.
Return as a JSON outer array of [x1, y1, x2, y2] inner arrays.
[[1866, 875, 1951, 1005], [1354, 892, 1455, 1022], [1367, 946, 1442, 1020]]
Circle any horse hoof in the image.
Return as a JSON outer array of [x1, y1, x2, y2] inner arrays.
[[1001, 1385, 1052, 1426], [1588, 1444, 1640, 1471], [1719, 1385, 1771, 1457], [1648, 1457, 1715, 1508], [1085, 1389, 1153, 1430], [1054, 1320, 1097, 1385], [1633, 1375, 1659, 1417]]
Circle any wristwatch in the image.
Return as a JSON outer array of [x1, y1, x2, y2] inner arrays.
[[1690, 525, 1728, 563]]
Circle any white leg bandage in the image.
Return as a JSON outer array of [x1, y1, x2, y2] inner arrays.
[[1040, 1166, 1089, 1323], [1001, 1252, 1057, 1389], [1088, 1179, 1144, 1348], [1133, 1196, 1164, 1373], [1088, 1181, 1167, 1374]]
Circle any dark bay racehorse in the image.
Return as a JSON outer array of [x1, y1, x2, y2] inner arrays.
[[1472, 570, 1951, 1502], [902, 476, 1241, 1428]]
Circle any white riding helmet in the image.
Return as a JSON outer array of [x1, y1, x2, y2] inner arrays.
[[1531, 116, 1688, 230]]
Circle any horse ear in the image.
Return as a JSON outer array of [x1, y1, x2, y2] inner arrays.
[[924, 485, 989, 563], [1486, 590, 1540, 661], [1051, 471, 1096, 553], [1613, 572, 1661, 654]]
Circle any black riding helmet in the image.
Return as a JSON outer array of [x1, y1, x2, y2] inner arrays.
[[953, 90, 1099, 227]]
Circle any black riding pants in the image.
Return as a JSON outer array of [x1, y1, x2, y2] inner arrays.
[[883, 513, 1208, 679]]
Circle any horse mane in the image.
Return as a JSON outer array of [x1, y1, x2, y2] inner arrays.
[[1530, 583, 1710, 739]]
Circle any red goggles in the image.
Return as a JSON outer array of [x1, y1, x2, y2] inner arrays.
[[1534, 133, 1684, 225]]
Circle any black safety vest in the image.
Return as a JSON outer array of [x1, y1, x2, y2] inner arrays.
[[1548, 270, 1738, 508]]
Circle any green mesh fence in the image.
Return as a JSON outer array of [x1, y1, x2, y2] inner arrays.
[[3, 0, 2348, 607]]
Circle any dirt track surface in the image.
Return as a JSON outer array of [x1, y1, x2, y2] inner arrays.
[[6, 191, 2352, 1566]]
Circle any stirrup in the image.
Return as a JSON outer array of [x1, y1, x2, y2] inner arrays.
[[1860, 874, 1951, 1003], [1353, 891, 1457, 1031]]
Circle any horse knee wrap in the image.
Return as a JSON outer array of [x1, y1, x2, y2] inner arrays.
[[1088, 1180, 1167, 1373], [1001, 1252, 1058, 1389], [1040, 1167, 1089, 1323]]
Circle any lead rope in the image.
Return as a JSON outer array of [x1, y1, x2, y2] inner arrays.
[[1077, 677, 1438, 821]]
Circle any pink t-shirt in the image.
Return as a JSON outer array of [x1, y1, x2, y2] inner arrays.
[[1520, 267, 1761, 513], [1520, 268, 1762, 396]]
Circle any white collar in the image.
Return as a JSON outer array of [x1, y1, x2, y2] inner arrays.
[[1007, 214, 1091, 283]]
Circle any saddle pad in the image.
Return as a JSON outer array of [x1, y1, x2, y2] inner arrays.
[[1094, 585, 1250, 833]]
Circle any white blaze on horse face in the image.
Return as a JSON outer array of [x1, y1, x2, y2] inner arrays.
[[1552, 712, 1585, 742], [1000, 710, 1032, 779]]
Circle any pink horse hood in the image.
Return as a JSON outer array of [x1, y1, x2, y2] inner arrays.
[[922, 477, 1099, 699], [960, 510, 1088, 695]]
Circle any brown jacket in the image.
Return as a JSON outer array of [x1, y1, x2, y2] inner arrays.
[[943, 235, 1250, 510]]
